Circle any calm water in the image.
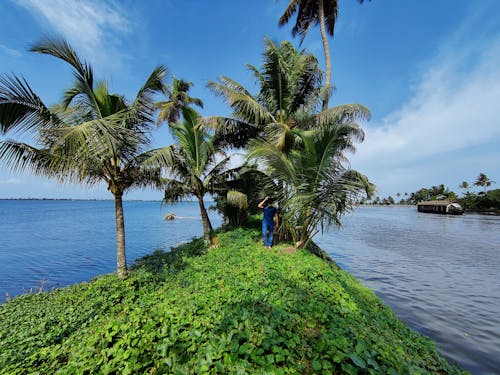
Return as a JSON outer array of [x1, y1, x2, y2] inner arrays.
[[315, 206, 500, 375], [1, 202, 499, 374], [0, 200, 221, 302]]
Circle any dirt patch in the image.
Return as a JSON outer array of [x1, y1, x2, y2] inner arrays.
[[280, 247, 296, 254]]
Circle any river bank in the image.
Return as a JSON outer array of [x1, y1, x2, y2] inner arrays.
[[0, 224, 465, 374]]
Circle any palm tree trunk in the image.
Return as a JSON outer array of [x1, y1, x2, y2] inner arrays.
[[318, 0, 332, 111], [197, 195, 213, 244], [114, 192, 128, 279]]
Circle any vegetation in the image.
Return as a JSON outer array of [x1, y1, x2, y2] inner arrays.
[[155, 77, 203, 126], [0, 225, 465, 374], [474, 172, 495, 193], [366, 174, 499, 214], [208, 39, 373, 248], [459, 189, 500, 214], [278, 0, 368, 110], [0, 39, 167, 278], [146, 108, 236, 244]]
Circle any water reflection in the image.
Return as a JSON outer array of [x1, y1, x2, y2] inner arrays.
[[315, 206, 500, 375]]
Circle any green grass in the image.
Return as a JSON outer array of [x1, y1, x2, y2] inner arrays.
[[0, 226, 466, 374]]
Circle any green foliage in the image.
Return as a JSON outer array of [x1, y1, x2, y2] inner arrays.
[[0, 227, 465, 374], [409, 184, 457, 204], [459, 189, 500, 213]]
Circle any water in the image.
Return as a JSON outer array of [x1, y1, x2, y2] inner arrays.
[[1, 202, 499, 373], [315, 206, 500, 375], [0, 200, 221, 302]]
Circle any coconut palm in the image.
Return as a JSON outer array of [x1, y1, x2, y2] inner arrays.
[[248, 120, 374, 248], [278, 0, 367, 110], [207, 39, 369, 152], [155, 77, 203, 126], [146, 108, 235, 244], [0, 39, 166, 279], [458, 181, 469, 196], [474, 173, 495, 193]]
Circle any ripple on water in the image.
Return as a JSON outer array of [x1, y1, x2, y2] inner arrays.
[[316, 206, 500, 374]]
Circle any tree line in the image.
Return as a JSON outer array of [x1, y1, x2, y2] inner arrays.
[[366, 173, 498, 213]]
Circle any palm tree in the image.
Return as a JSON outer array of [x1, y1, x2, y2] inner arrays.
[[278, 0, 367, 110], [207, 39, 369, 151], [155, 77, 203, 126], [458, 181, 469, 196], [474, 173, 495, 193], [146, 108, 234, 244], [206, 40, 371, 242], [248, 121, 374, 248], [0, 39, 166, 279]]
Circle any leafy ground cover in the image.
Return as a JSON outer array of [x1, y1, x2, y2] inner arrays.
[[0, 225, 466, 374]]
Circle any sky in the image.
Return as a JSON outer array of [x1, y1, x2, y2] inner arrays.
[[0, 0, 499, 200]]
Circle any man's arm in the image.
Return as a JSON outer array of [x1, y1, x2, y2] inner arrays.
[[273, 210, 279, 230], [258, 196, 269, 209]]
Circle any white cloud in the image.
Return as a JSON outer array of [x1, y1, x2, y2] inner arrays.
[[0, 43, 22, 57], [0, 178, 21, 184], [351, 16, 500, 196], [14, 0, 133, 68]]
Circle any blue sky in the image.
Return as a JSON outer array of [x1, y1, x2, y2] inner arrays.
[[1, 0, 499, 200]]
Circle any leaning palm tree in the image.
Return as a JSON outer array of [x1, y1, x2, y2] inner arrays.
[[207, 39, 369, 152], [146, 108, 234, 244], [155, 77, 203, 126], [0, 39, 166, 279], [248, 120, 374, 248], [474, 173, 495, 193], [278, 0, 367, 110]]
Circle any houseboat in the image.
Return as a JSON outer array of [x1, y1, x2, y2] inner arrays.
[[417, 200, 464, 215]]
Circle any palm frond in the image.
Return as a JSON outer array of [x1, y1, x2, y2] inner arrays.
[[0, 74, 63, 135], [227, 190, 249, 209], [208, 77, 275, 125], [162, 178, 192, 203], [31, 38, 100, 114], [201, 116, 260, 149], [132, 65, 167, 127], [313, 104, 371, 128]]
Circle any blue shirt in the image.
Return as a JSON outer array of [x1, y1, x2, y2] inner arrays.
[[263, 206, 277, 225]]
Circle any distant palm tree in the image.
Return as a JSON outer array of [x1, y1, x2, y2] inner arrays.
[[474, 173, 495, 193], [155, 77, 203, 126], [146, 109, 234, 244], [278, 0, 367, 110], [248, 120, 374, 248], [0, 39, 166, 279], [458, 181, 469, 195]]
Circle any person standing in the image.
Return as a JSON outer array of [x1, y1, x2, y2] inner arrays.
[[258, 196, 278, 248]]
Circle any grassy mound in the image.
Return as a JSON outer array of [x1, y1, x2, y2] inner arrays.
[[0, 226, 465, 374]]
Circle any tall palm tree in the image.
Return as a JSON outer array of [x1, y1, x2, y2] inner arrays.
[[146, 108, 234, 244], [155, 77, 203, 126], [474, 173, 495, 193], [248, 121, 374, 248], [0, 39, 166, 279], [207, 39, 369, 151], [278, 0, 367, 110], [206, 40, 371, 239]]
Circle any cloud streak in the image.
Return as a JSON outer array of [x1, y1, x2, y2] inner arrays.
[[0, 43, 22, 57], [15, 0, 133, 68], [351, 11, 500, 195]]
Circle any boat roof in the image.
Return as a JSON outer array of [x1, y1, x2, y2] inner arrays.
[[417, 200, 454, 206]]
